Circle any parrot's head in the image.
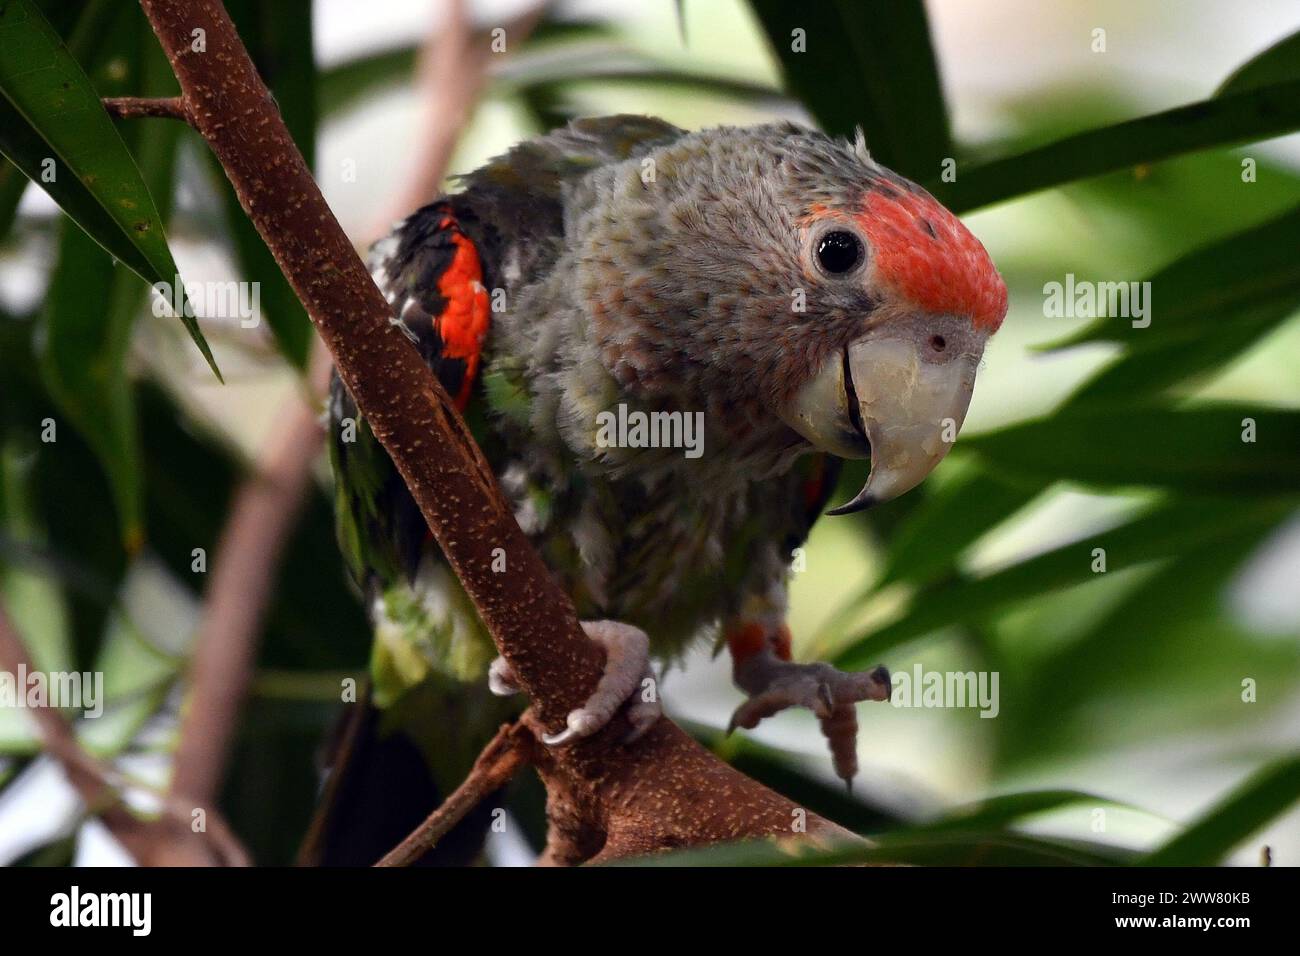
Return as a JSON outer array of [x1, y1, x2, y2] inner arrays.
[[582, 122, 1008, 511], [771, 131, 1009, 513]]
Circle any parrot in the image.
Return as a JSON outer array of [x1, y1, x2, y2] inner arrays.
[[323, 115, 1007, 846]]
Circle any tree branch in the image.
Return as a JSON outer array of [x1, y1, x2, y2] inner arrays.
[[102, 95, 190, 122], [376, 721, 530, 867], [173, 0, 516, 846], [138, 0, 854, 861], [141, 0, 595, 745]]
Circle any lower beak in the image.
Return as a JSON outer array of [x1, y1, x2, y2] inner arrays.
[[779, 335, 979, 515]]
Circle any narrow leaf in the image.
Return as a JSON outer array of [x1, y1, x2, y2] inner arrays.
[[880, 467, 1045, 586], [1001, 520, 1298, 768], [36, 10, 190, 548], [1216, 29, 1300, 96], [1142, 757, 1300, 865], [0, 0, 218, 377], [930, 79, 1300, 214], [39, 222, 144, 548], [836, 496, 1285, 667], [912, 789, 1133, 835], [965, 405, 1300, 495], [1042, 205, 1300, 352]]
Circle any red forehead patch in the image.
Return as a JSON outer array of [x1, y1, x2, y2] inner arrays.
[[856, 186, 1007, 332]]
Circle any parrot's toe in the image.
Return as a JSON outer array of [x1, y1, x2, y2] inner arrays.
[[488, 655, 521, 696], [620, 674, 663, 744], [540, 620, 661, 747], [728, 656, 891, 786]]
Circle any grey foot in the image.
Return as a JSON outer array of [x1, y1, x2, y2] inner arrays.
[[488, 620, 662, 747], [728, 651, 891, 786]]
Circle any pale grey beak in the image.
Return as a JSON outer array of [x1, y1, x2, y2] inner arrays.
[[779, 333, 980, 515]]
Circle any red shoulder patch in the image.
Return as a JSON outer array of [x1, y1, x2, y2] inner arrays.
[[434, 215, 490, 409]]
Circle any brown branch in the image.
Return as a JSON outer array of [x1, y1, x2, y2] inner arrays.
[[0, 602, 250, 865], [174, 0, 526, 860], [102, 95, 190, 122], [142, 0, 595, 752], [176, 0, 513, 854], [138, 0, 855, 862], [376, 721, 530, 867], [300, 4, 519, 864]]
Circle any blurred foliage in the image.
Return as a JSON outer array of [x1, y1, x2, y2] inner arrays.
[[0, 0, 1297, 866]]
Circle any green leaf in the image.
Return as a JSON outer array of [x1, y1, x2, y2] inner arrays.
[[912, 789, 1132, 835], [879, 466, 1045, 586], [1043, 205, 1300, 353], [0, 0, 116, 242], [1216, 29, 1300, 96], [812, 464, 1042, 652], [867, 831, 1134, 866], [0, 444, 74, 750], [1000, 517, 1298, 768], [748, 0, 950, 180], [0, 314, 128, 669], [498, 63, 785, 104], [965, 405, 1300, 495], [1142, 757, 1300, 865], [35, 9, 188, 548], [930, 79, 1300, 214], [0, 0, 218, 378], [39, 222, 145, 547], [1036, 205, 1300, 407], [1065, 305, 1295, 408], [835, 496, 1285, 667]]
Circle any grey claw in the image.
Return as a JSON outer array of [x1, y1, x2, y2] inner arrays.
[[540, 707, 605, 747], [621, 685, 663, 744], [488, 656, 520, 697], [541, 727, 578, 747], [816, 682, 835, 717]]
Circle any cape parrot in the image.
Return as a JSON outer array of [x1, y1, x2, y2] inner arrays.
[[327, 115, 1008, 809]]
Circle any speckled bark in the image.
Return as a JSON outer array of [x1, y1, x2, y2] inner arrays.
[[139, 0, 854, 862]]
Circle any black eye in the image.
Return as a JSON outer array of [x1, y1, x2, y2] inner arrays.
[[816, 230, 863, 275]]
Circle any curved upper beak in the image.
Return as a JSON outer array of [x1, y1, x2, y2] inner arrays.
[[779, 332, 980, 515]]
